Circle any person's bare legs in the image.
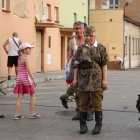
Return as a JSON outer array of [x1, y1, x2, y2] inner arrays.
[[8, 67, 12, 80], [15, 66, 18, 76], [30, 93, 40, 119], [30, 93, 35, 114], [14, 94, 24, 117], [8, 67, 12, 75]]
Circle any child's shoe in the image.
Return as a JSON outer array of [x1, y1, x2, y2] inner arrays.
[[30, 113, 40, 119], [8, 75, 11, 80], [13, 115, 24, 120], [0, 114, 6, 118]]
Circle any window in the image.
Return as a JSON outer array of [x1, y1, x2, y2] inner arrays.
[[2, 0, 6, 10], [74, 13, 77, 22], [45, 4, 51, 21], [54, 7, 59, 23], [134, 38, 137, 55], [109, 0, 119, 9], [101, 0, 109, 9], [48, 36, 51, 48], [2, 0, 10, 12], [125, 36, 127, 55], [138, 38, 140, 54], [132, 37, 134, 55], [136, 38, 138, 55]]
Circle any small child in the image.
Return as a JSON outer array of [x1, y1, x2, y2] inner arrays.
[[13, 43, 40, 120]]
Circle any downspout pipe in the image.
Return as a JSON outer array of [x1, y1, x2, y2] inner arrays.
[[88, 0, 90, 25]]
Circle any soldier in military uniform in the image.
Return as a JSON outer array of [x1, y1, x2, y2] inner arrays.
[[72, 26, 109, 135]]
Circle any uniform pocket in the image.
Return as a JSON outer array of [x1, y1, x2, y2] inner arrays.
[[78, 70, 90, 88]]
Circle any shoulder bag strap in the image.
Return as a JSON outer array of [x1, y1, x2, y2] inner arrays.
[[12, 38, 19, 48]]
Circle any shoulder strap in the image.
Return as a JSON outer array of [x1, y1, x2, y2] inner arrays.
[[12, 38, 19, 48]]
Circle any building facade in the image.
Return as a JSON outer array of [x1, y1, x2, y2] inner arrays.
[[0, 0, 89, 77], [89, 0, 140, 69], [90, 0, 140, 23], [0, 0, 36, 77]]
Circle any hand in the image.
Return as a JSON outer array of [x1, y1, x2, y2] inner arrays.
[[102, 79, 108, 90], [33, 81, 37, 87]]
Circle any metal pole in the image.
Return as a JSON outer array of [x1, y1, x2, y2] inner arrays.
[[88, 0, 90, 25]]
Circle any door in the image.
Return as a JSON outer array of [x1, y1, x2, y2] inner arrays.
[[61, 37, 65, 69]]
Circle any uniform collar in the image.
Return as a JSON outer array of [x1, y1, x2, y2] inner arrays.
[[85, 40, 98, 48]]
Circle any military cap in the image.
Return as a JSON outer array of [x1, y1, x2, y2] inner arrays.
[[85, 26, 96, 34]]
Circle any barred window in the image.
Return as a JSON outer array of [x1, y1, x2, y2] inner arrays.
[[109, 0, 119, 9]]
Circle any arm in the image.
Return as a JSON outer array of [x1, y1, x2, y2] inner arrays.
[[73, 67, 78, 87], [67, 40, 73, 62], [100, 45, 109, 90], [3, 39, 9, 54], [19, 39, 22, 45], [102, 65, 108, 90], [72, 48, 81, 87], [24, 58, 36, 86]]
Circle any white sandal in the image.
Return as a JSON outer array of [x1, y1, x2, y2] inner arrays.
[[30, 113, 40, 119]]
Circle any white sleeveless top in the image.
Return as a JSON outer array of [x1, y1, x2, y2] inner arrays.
[[8, 37, 19, 56]]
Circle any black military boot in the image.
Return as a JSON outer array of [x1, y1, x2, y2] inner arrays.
[[86, 112, 93, 121], [79, 112, 88, 134], [60, 95, 68, 109], [72, 110, 80, 120], [72, 96, 80, 120], [92, 111, 102, 135]]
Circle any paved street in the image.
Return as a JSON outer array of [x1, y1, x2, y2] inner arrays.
[[0, 69, 140, 140]]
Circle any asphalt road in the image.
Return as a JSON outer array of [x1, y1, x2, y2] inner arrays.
[[0, 69, 140, 140]]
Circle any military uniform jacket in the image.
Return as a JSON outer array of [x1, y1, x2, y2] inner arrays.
[[72, 41, 109, 92]]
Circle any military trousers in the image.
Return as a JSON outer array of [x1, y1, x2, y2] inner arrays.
[[65, 85, 94, 113], [79, 91, 103, 112]]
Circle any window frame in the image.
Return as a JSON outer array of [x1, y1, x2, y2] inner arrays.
[[2, 0, 10, 12], [48, 36, 51, 48], [109, 0, 119, 9], [54, 6, 59, 23], [2, 0, 6, 10], [46, 4, 51, 21]]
